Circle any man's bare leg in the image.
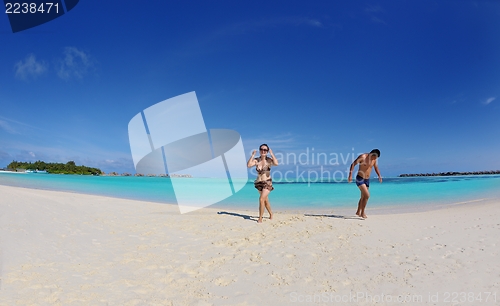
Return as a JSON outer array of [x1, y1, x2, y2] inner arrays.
[[361, 186, 370, 218], [258, 189, 270, 223], [355, 198, 362, 217], [357, 184, 370, 218]]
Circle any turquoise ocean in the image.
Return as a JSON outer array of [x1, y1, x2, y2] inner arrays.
[[1, 172, 499, 214]]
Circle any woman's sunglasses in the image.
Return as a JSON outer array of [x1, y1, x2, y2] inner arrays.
[[260, 148, 268, 152]]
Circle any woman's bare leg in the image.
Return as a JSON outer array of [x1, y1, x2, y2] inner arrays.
[[257, 190, 263, 223], [258, 189, 270, 223], [264, 196, 273, 219]]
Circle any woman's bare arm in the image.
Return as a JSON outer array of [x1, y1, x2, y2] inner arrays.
[[247, 150, 257, 168], [269, 148, 278, 166]]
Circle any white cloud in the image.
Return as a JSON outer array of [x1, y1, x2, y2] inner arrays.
[[243, 132, 297, 152], [0, 115, 46, 135], [14, 48, 94, 81], [220, 17, 324, 38], [365, 5, 384, 13], [0, 119, 19, 134], [14, 150, 39, 162], [483, 97, 496, 105], [305, 18, 322, 27], [371, 16, 387, 25], [57, 47, 93, 80], [260, 17, 323, 29], [14, 54, 47, 80], [365, 4, 387, 25], [232, 17, 324, 32], [0, 150, 10, 160], [93, 157, 134, 173]]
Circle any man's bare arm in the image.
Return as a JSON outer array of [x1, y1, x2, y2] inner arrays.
[[348, 154, 363, 183], [374, 163, 382, 183]]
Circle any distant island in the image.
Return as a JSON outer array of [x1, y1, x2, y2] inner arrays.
[[399, 170, 500, 177], [2, 160, 192, 177], [6, 160, 102, 175], [105, 172, 191, 178]]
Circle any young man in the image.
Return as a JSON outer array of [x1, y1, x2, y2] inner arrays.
[[348, 149, 382, 219]]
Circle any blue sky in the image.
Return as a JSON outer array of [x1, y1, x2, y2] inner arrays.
[[1, 0, 499, 176]]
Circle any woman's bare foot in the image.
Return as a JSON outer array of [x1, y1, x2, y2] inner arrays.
[[269, 213, 273, 220], [361, 214, 367, 219], [258, 218, 263, 223]]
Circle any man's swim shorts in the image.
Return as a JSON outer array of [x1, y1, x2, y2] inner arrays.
[[355, 175, 370, 188]]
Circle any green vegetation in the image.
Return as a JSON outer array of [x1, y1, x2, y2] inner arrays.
[[7, 160, 102, 175]]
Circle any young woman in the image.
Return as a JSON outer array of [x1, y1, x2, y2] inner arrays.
[[247, 144, 278, 223]]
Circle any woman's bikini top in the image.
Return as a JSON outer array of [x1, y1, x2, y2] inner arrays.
[[255, 157, 271, 174]]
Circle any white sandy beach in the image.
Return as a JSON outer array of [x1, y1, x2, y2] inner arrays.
[[0, 184, 498, 305]]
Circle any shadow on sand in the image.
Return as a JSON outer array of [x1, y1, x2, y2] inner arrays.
[[304, 213, 365, 220], [217, 211, 258, 222]]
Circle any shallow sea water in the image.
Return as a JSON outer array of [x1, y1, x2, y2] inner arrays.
[[1, 172, 499, 214]]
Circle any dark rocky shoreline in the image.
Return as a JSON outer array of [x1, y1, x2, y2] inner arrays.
[[399, 170, 500, 177]]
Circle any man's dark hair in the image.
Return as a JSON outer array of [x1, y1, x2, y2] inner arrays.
[[370, 149, 380, 157]]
